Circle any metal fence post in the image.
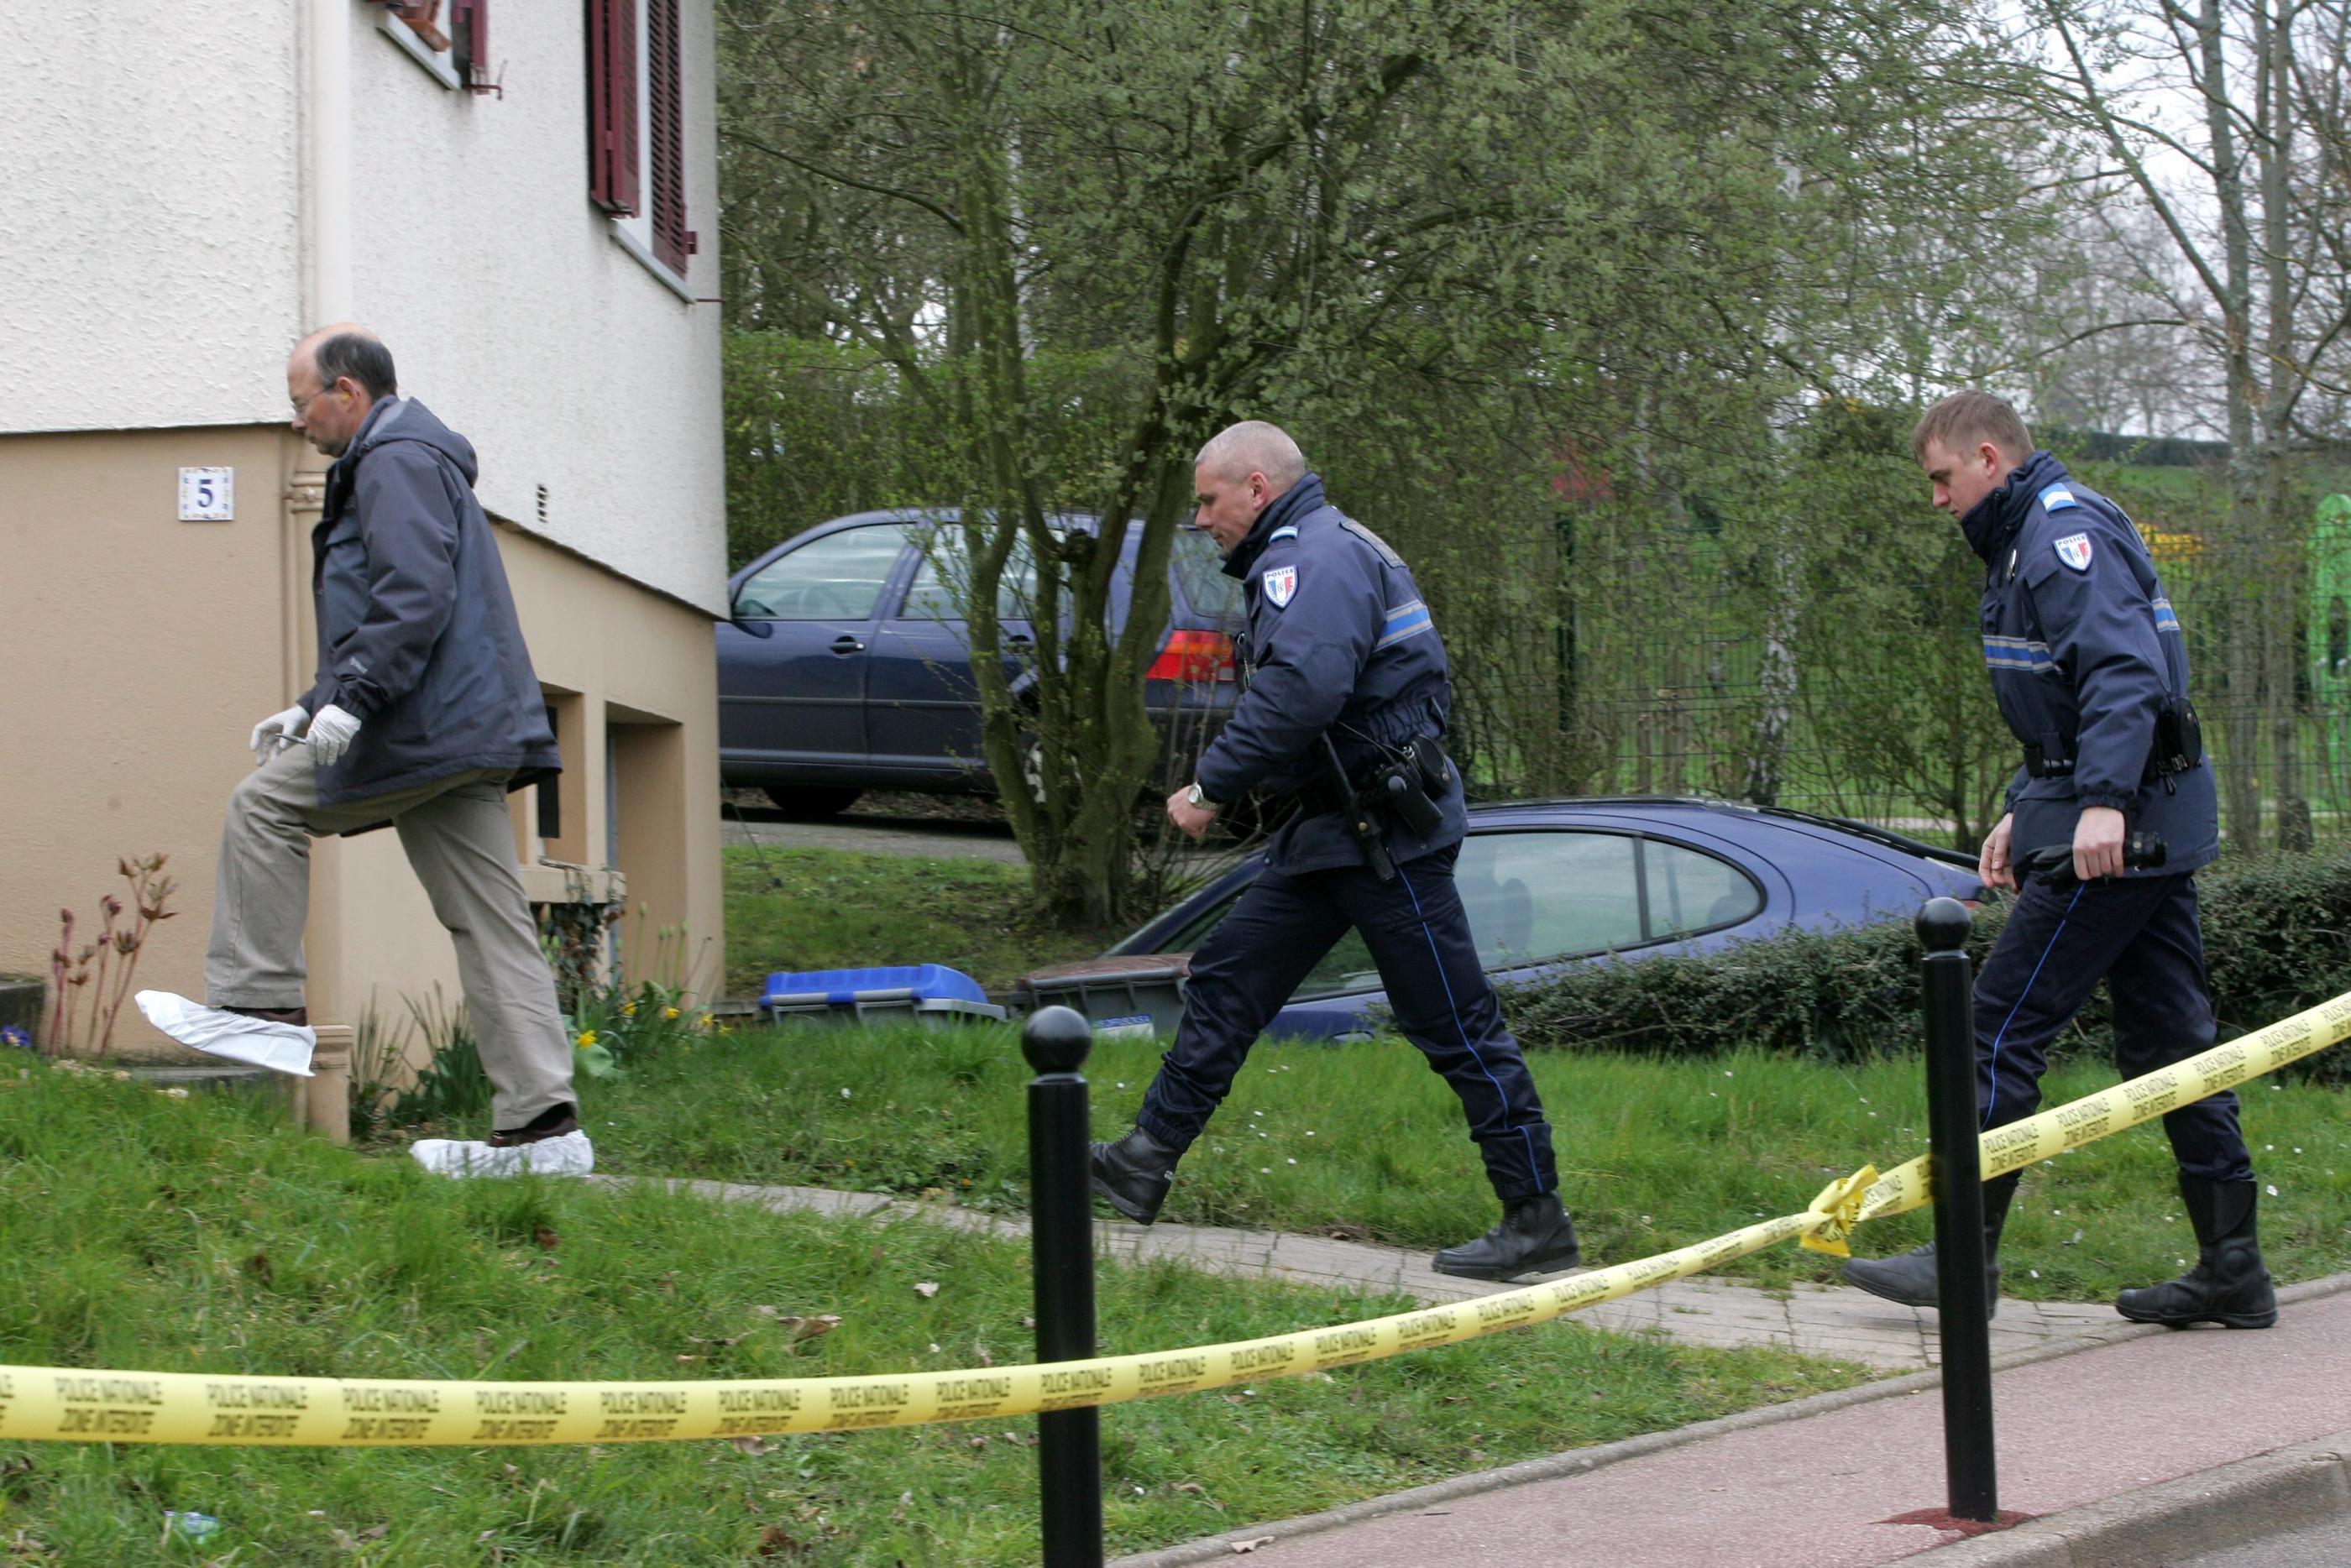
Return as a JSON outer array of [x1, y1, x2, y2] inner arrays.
[[1022, 1006, 1103, 1567], [1919, 896, 1997, 1523]]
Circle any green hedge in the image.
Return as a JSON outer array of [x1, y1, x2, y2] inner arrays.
[[1499, 848, 2351, 1079]]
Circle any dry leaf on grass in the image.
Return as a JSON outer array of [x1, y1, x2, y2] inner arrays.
[[913, 1281, 940, 1299]]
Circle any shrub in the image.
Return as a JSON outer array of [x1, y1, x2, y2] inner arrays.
[[1501, 846, 2351, 1077]]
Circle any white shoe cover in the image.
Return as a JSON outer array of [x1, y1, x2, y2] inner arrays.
[[410, 1129, 594, 1179], [134, 990, 316, 1078]]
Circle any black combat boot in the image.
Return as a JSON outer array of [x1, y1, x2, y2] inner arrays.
[[1432, 1192, 1582, 1281], [1090, 1126, 1180, 1225], [1840, 1173, 2016, 1316], [2115, 1175, 2277, 1329]]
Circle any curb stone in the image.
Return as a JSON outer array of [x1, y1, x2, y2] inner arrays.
[[1107, 1273, 2351, 1568], [1909, 1429, 2351, 1566]]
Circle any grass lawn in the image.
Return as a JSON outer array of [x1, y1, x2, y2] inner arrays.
[[720, 845, 1113, 997], [0, 1064, 1862, 1565], [584, 1022, 2351, 1302]]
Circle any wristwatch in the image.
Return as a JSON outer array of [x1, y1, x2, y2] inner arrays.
[[1185, 782, 1220, 811]]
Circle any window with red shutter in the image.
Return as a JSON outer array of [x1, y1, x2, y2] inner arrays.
[[647, 0, 689, 273], [585, 0, 640, 217]]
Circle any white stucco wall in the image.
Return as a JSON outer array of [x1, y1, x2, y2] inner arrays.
[[1, 2, 725, 616], [0, 0, 304, 432], [349, 4, 727, 614]]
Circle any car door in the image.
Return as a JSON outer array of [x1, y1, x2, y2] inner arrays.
[[717, 522, 914, 776], [867, 528, 1039, 786]]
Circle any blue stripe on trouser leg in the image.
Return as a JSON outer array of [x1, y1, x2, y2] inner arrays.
[[1338, 845, 1555, 1200]]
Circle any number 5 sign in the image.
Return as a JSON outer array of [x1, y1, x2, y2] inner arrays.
[[179, 467, 234, 522]]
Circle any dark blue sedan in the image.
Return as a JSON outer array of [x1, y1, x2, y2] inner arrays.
[[1026, 797, 1986, 1040], [720, 510, 1244, 816]]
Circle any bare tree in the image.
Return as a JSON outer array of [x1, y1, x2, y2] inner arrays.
[[2027, 0, 2351, 852]]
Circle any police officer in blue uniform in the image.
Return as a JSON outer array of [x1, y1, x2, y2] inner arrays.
[[1090, 421, 1580, 1281], [1843, 392, 2275, 1329]]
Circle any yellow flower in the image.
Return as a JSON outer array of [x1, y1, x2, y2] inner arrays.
[[621, 1001, 637, 1017], [576, 1030, 598, 1048], [662, 1006, 680, 1021], [697, 1012, 715, 1030]]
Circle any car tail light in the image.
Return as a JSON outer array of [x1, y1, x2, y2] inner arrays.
[[1146, 629, 1235, 683]]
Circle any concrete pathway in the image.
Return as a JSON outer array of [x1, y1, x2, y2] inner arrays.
[[595, 1176, 2135, 1374]]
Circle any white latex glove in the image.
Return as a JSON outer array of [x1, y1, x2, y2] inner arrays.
[[249, 703, 310, 766], [305, 703, 362, 766]]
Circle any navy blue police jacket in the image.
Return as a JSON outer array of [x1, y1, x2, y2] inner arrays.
[[1192, 474, 1467, 874], [1962, 451, 2217, 876]]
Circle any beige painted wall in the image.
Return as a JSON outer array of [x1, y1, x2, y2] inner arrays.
[[0, 425, 723, 1067]]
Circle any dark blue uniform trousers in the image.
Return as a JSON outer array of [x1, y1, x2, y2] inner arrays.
[[1976, 870, 2252, 1184], [1135, 842, 1558, 1201]]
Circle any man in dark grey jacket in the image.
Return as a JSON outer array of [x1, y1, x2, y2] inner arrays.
[[138, 327, 584, 1178]]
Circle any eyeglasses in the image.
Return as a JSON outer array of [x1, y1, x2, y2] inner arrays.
[[290, 384, 340, 416]]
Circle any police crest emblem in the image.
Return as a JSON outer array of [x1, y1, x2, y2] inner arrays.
[[2054, 533, 2094, 572], [1263, 565, 1297, 609]]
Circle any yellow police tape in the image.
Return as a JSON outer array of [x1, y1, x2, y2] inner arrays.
[[5, 988, 2348, 1447]]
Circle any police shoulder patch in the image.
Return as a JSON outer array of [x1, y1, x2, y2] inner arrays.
[[2054, 532, 2094, 572], [2039, 483, 2079, 511], [1262, 564, 1297, 609]]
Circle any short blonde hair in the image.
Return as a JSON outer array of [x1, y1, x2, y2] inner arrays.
[[1911, 391, 2032, 466], [1195, 421, 1306, 493]]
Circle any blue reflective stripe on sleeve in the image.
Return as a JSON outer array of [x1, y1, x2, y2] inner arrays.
[[2151, 597, 2182, 632], [1982, 635, 2055, 672], [1376, 604, 1434, 648], [1269, 525, 1299, 541]]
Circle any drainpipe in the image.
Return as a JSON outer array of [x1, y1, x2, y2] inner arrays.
[[305, 0, 353, 324]]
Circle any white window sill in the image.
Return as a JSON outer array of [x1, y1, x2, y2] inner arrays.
[[378, 11, 463, 90], [608, 219, 698, 304]]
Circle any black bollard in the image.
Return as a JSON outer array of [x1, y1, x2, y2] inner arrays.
[[1918, 896, 1997, 1523], [1021, 1006, 1103, 1567]]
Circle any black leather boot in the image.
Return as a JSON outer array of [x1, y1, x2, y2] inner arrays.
[[1089, 1126, 1180, 1225], [1432, 1192, 1583, 1280], [1841, 1172, 2016, 1315], [2115, 1175, 2277, 1329]]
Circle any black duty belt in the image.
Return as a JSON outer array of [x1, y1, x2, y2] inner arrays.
[[2022, 745, 2074, 779]]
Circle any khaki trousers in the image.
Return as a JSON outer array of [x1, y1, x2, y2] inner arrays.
[[205, 748, 573, 1130]]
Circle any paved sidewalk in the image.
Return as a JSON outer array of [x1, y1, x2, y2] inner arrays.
[[600, 1176, 2140, 1372]]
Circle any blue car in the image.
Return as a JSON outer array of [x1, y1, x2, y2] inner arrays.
[[1028, 797, 1987, 1040], [720, 510, 1244, 816]]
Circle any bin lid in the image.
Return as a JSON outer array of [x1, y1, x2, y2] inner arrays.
[[762, 964, 990, 1007]]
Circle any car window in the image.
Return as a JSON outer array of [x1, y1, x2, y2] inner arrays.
[[1139, 828, 1757, 1006], [1461, 831, 1647, 969], [901, 528, 1042, 622], [1173, 531, 1243, 624], [733, 524, 910, 620], [1643, 838, 1762, 938], [1291, 832, 1647, 999]]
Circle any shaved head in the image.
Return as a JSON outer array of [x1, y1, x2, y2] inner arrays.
[[1195, 421, 1306, 495]]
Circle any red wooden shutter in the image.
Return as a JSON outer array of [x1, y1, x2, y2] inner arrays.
[[453, 0, 490, 91], [585, 0, 640, 215], [647, 0, 689, 273]]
